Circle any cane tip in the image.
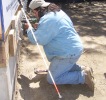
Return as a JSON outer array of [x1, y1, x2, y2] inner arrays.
[[59, 94, 62, 99]]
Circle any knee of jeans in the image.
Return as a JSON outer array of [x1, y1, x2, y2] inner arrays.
[[47, 73, 59, 84], [47, 74, 54, 84]]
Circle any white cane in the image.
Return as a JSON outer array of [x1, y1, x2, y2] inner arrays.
[[18, 0, 62, 98]]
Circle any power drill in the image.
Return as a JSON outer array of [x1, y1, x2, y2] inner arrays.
[[21, 17, 37, 24], [21, 16, 38, 35]]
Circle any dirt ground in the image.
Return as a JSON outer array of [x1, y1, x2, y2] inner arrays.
[[15, 1, 106, 100]]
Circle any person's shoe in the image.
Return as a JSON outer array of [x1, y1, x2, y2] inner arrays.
[[81, 66, 93, 72], [81, 66, 86, 70], [84, 67, 94, 91], [34, 68, 48, 74], [81, 66, 94, 79]]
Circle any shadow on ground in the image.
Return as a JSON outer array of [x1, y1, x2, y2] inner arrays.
[[61, 1, 106, 37], [17, 74, 94, 100], [104, 73, 106, 79]]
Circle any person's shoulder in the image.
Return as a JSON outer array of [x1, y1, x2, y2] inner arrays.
[[43, 12, 58, 21], [40, 10, 66, 22]]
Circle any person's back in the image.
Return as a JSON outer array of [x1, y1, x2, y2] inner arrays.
[[39, 10, 83, 61]]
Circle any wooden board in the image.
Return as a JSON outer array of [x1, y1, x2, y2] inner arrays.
[[0, 37, 9, 67], [9, 29, 16, 56], [0, 5, 21, 41]]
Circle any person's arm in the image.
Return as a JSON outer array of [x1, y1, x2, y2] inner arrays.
[[26, 17, 58, 45]]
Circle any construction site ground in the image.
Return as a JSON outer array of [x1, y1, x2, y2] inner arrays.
[[15, 1, 106, 100]]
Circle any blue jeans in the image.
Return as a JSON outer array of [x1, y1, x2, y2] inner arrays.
[[47, 54, 85, 84]]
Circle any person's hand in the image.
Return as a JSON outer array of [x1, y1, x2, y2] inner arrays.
[[24, 23, 29, 30], [32, 23, 38, 29]]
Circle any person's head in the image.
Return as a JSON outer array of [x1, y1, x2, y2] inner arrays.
[[29, 0, 50, 10], [29, 0, 60, 19], [29, 0, 50, 18]]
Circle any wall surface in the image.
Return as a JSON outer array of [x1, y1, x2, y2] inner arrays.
[[0, 68, 9, 100], [0, 0, 19, 40], [0, 43, 20, 100], [0, 6, 22, 100]]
